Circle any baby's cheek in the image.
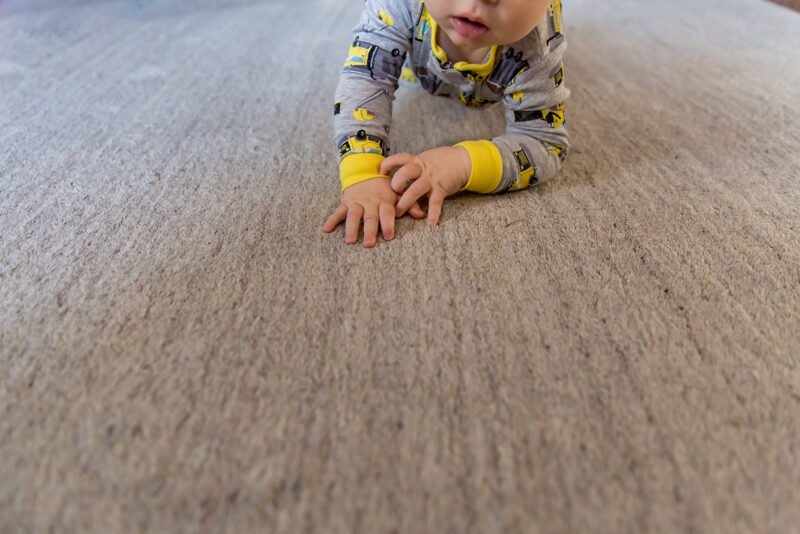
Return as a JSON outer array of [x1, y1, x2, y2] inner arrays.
[[501, 1, 548, 41]]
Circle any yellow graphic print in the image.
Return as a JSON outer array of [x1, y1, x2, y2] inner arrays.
[[512, 91, 523, 103], [339, 136, 385, 158], [542, 141, 566, 163], [546, 0, 564, 49], [416, 2, 432, 41], [462, 71, 485, 83], [513, 103, 565, 128], [553, 63, 564, 88], [400, 66, 419, 84], [509, 148, 535, 191], [546, 103, 565, 128], [551, 0, 563, 35], [506, 66, 528, 90], [353, 107, 374, 121], [458, 93, 493, 108], [344, 42, 374, 68], [379, 10, 394, 27]]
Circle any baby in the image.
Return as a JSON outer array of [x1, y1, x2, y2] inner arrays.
[[322, 0, 569, 247]]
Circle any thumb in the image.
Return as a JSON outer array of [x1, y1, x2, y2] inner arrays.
[[380, 153, 415, 175]]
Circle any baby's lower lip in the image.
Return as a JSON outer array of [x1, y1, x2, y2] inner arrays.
[[452, 16, 489, 39]]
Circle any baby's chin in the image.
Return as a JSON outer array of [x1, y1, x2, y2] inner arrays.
[[487, 29, 537, 46]]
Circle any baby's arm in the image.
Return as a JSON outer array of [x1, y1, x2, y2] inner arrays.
[[323, 0, 421, 246], [389, 9, 570, 224], [475, 8, 570, 194], [488, 31, 570, 194]]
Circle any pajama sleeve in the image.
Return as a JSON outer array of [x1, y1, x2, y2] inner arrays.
[[457, 3, 570, 194], [333, 0, 414, 192]]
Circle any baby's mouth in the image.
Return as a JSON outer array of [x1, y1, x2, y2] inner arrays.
[[452, 16, 489, 39]]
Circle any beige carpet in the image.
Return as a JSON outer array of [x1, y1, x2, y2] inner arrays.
[[1, 0, 799, 532]]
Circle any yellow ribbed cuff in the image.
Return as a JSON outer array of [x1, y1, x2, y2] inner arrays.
[[455, 140, 503, 194], [339, 153, 389, 192]]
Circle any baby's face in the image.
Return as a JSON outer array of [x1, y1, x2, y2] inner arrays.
[[425, 0, 551, 48]]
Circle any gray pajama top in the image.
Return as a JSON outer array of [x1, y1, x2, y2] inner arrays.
[[333, 0, 569, 194]]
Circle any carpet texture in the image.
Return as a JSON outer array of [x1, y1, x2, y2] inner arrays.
[[1, 0, 799, 532]]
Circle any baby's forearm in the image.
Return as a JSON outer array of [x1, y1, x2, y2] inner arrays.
[[491, 133, 568, 192]]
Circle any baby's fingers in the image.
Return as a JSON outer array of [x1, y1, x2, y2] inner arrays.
[[427, 189, 446, 226], [322, 204, 348, 232], [362, 206, 380, 248], [388, 162, 422, 194], [380, 153, 416, 175], [409, 202, 425, 219], [396, 177, 430, 217], [379, 202, 395, 241], [345, 204, 364, 245]]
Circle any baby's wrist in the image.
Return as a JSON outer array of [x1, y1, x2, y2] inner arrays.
[[453, 140, 503, 194], [339, 153, 390, 193], [454, 145, 472, 188]]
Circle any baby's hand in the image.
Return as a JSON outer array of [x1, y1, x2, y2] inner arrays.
[[322, 177, 425, 248], [380, 146, 471, 226]]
